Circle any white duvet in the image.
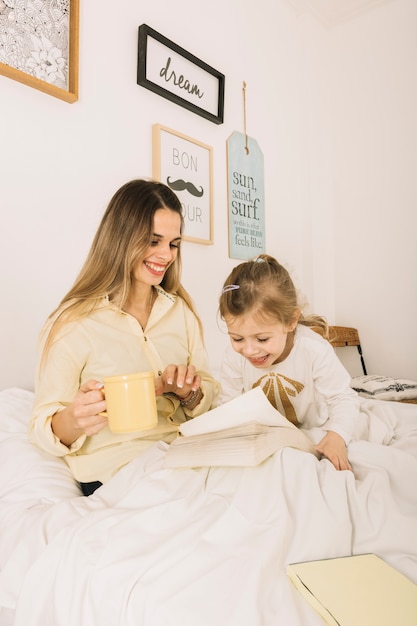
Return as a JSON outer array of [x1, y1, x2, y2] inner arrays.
[[0, 387, 416, 626]]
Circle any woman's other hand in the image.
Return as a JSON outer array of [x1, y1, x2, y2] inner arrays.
[[156, 364, 201, 399]]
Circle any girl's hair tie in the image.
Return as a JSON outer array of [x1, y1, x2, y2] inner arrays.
[[221, 284, 240, 294]]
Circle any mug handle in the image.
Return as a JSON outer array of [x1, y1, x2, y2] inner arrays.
[[99, 386, 107, 416]]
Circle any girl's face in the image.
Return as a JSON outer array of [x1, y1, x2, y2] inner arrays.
[[225, 313, 297, 368], [132, 208, 181, 286]]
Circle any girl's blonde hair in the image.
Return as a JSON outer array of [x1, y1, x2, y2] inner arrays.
[[41, 179, 202, 364], [219, 254, 329, 337]]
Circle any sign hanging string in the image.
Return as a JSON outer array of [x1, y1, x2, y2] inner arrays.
[[243, 81, 249, 154]]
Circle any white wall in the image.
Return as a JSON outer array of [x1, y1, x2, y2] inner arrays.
[[329, 0, 417, 378], [0, 0, 415, 390]]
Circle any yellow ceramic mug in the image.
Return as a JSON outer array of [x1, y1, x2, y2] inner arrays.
[[101, 372, 158, 434]]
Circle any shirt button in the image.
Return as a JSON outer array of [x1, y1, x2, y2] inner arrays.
[[144, 336, 147, 342]]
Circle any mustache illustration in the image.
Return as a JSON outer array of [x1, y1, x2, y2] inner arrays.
[[166, 177, 204, 198]]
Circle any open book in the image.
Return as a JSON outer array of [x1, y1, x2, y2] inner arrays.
[[163, 387, 319, 469], [287, 553, 417, 626]]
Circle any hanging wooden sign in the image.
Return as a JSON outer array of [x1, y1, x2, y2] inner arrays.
[[227, 131, 265, 260]]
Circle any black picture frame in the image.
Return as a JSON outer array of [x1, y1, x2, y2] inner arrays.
[[137, 24, 225, 125]]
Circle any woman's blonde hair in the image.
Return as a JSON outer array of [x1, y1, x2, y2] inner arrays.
[[219, 254, 329, 337], [41, 179, 201, 363]]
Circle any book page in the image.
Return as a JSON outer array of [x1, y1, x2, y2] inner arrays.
[[179, 387, 294, 437]]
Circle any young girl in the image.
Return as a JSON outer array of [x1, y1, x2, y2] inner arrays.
[[218, 254, 362, 472]]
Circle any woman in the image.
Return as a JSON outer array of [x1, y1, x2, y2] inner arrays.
[[30, 179, 220, 494]]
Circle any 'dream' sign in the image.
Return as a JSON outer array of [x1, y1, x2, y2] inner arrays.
[[226, 131, 265, 260]]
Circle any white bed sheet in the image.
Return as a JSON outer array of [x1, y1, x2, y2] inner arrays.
[[0, 387, 416, 626]]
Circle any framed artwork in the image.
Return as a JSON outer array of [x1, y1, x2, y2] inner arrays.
[[138, 24, 224, 125], [0, 0, 79, 103], [153, 124, 213, 244]]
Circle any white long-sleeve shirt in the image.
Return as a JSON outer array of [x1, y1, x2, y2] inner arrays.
[[30, 287, 220, 483], [219, 324, 361, 445]]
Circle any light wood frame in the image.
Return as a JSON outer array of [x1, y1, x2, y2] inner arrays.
[[0, 0, 79, 103], [152, 124, 214, 245]]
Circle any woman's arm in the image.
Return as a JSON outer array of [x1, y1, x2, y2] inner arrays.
[[30, 323, 108, 454], [176, 304, 221, 416]]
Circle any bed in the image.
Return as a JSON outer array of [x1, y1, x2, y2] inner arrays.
[[0, 386, 416, 626]]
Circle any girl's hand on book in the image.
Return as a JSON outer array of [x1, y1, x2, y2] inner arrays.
[[315, 431, 352, 472]]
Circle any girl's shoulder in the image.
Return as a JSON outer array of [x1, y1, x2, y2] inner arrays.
[[294, 324, 332, 353], [295, 324, 325, 339]]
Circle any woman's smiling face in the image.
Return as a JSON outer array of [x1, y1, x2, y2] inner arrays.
[[132, 208, 182, 286], [225, 313, 297, 368]]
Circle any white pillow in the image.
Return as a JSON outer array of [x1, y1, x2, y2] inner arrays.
[[0, 388, 81, 502], [351, 375, 417, 402]]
